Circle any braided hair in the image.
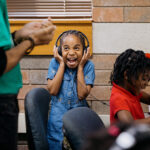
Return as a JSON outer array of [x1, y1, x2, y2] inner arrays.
[[110, 49, 150, 85], [59, 30, 86, 51]]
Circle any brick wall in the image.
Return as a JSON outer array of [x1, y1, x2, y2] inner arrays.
[[18, 0, 150, 117], [91, 0, 150, 114]]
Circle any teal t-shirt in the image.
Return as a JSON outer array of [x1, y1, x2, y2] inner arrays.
[[0, 0, 22, 94]]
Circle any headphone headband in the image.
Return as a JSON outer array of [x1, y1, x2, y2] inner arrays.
[[55, 30, 89, 48]]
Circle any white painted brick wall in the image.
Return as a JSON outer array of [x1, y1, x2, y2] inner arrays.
[[93, 23, 150, 54]]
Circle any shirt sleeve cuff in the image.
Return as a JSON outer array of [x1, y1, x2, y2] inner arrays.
[[0, 48, 7, 76]]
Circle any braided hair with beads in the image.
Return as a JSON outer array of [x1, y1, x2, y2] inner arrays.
[[110, 49, 150, 86]]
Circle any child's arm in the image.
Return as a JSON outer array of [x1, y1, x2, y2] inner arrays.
[[47, 47, 65, 95], [116, 110, 134, 123], [140, 91, 150, 105], [77, 48, 91, 100], [77, 67, 92, 100], [117, 110, 150, 124]]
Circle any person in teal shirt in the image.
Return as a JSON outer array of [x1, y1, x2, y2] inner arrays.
[[0, 0, 56, 149]]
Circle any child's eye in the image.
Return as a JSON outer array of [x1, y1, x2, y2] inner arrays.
[[74, 47, 79, 51], [64, 47, 69, 50]]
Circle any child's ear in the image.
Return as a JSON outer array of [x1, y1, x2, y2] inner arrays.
[[124, 71, 128, 80]]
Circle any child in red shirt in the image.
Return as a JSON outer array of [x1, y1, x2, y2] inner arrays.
[[110, 49, 150, 124]]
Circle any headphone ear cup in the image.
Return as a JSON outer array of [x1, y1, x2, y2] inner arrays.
[[84, 48, 87, 53], [58, 46, 62, 56], [83, 47, 87, 55]]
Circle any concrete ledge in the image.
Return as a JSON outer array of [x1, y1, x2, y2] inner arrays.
[[18, 113, 110, 133], [99, 114, 110, 127], [18, 113, 26, 133]]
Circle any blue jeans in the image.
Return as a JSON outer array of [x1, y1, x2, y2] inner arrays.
[[47, 99, 88, 150]]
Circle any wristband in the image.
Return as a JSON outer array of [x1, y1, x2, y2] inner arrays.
[[22, 37, 35, 55], [11, 31, 17, 46], [17, 37, 35, 55], [11, 31, 35, 55]]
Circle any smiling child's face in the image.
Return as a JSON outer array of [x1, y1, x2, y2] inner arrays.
[[128, 70, 150, 93], [61, 34, 83, 69], [133, 71, 150, 90]]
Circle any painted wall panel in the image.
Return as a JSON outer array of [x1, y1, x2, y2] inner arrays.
[[93, 23, 150, 53]]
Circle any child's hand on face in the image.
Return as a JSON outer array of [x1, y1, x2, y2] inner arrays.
[[53, 46, 64, 65], [79, 47, 91, 68]]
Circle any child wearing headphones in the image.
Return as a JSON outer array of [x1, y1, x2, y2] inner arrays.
[[110, 49, 150, 124], [47, 30, 95, 150]]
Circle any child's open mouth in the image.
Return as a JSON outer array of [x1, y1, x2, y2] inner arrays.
[[67, 58, 77, 65]]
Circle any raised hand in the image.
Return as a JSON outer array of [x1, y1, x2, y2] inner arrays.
[[79, 47, 91, 68], [53, 46, 64, 66], [29, 24, 56, 45], [15, 17, 56, 46], [41, 17, 53, 28], [15, 22, 42, 41]]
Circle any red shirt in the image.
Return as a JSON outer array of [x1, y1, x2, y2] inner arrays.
[[110, 83, 145, 124], [145, 53, 150, 59]]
